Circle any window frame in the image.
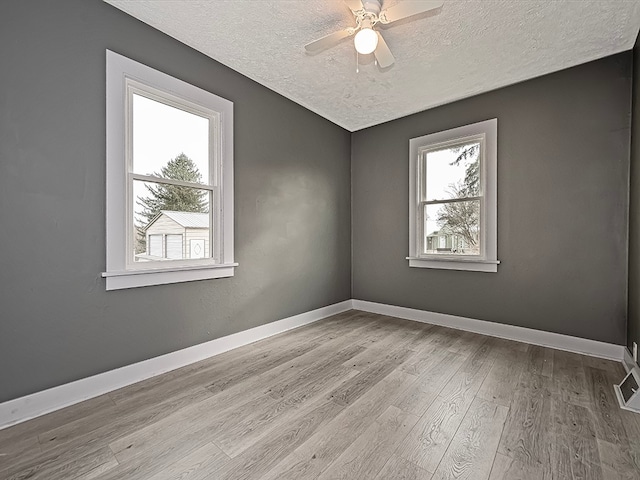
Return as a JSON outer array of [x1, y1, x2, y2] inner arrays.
[[126, 81, 219, 270], [407, 119, 499, 273], [104, 50, 236, 290]]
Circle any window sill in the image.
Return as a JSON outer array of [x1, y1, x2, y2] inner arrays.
[[102, 263, 238, 290], [406, 257, 499, 273]]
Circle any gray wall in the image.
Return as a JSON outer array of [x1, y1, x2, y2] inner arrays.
[[629, 34, 640, 360], [352, 53, 632, 345], [0, 0, 351, 402]]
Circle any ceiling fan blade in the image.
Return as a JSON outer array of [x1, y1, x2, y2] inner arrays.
[[374, 32, 395, 68], [305, 29, 354, 53], [379, 0, 443, 24], [343, 0, 365, 13]]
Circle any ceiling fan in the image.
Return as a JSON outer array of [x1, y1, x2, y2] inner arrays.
[[304, 0, 444, 69]]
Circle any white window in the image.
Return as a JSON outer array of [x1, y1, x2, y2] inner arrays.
[[408, 119, 499, 272], [104, 50, 236, 290]]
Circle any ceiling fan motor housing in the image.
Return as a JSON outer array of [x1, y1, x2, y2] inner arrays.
[[362, 0, 381, 15]]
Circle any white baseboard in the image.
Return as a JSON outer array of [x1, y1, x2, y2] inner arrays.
[[352, 300, 626, 362], [623, 347, 637, 373], [0, 300, 353, 431]]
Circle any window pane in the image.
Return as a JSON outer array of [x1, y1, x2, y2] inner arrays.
[[424, 201, 480, 256], [133, 180, 211, 262], [425, 141, 480, 201], [132, 94, 210, 184]]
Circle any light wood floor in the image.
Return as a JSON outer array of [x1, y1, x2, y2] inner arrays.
[[1, 310, 639, 480]]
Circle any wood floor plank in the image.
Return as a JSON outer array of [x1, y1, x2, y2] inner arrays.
[[421, 325, 463, 349], [343, 316, 408, 349], [617, 408, 640, 476], [73, 458, 120, 480], [477, 348, 525, 407], [230, 331, 368, 400], [437, 338, 496, 403], [144, 442, 229, 480], [107, 350, 357, 466], [396, 393, 474, 473], [374, 454, 432, 480], [582, 355, 626, 376], [585, 366, 628, 445], [548, 433, 573, 480], [39, 386, 213, 453], [400, 342, 455, 377], [267, 344, 364, 399], [87, 422, 232, 480], [4, 445, 117, 480], [317, 405, 419, 480], [497, 373, 553, 467], [394, 351, 465, 416], [108, 388, 280, 464], [440, 338, 495, 398], [204, 342, 322, 392], [447, 331, 486, 357], [551, 397, 596, 440], [399, 323, 439, 353], [0, 434, 41, 465], [596, 439, 639, 480], [347, 318, 433, 356], [110, 340, 320, 414], [213, 397, 345, 480], [488, 453, 547, 480], [431, 398, 508, 480], [328, 347, 414, 406], [552, 350, 591, 407], [396, 339, 496, 473], [214, 366, 359, 457], [524, 345, 554, 378], [7, 388, 213, 478], [491, 337, 529, 354], [1, 387, 202, 480], [0, 394, 115, 453], [355, 319, 440, 361], [108, 336, 361, 463], [567, 433, 603, 480], [261, 369, 417, 480]]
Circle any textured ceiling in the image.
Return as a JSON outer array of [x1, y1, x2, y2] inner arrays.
[[105, 0, 640, 131]]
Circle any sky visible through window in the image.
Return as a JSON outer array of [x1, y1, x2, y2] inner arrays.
[[425, 147, 468, 201], [132, 94, 209, 179], [424, 143, 478, 238]]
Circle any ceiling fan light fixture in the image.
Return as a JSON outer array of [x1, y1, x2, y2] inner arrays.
[[354, 27, 378, 54]]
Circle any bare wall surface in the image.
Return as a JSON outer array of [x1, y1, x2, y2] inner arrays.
[[629, 34, 640, 358], [352, 54, 632, 345], [0, 0, 351, 402]]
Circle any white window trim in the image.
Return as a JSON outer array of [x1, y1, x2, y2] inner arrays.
[[104, 50, 236, 290], [408, 119, 499, 273]]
